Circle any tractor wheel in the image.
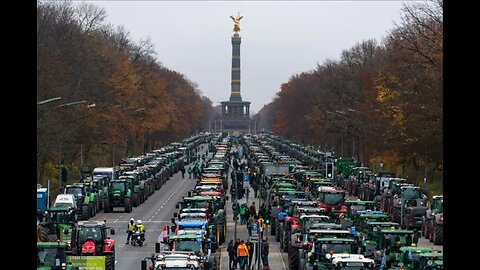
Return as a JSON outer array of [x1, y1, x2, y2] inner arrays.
[[392, 207, 400, 223], [37, 225, 49, 242], [277, 223, 283, 242], [106, 254, 115, 270], [104, 198, 111, 213], [282, 231, 289, 252], [433, 224, 443, 245], [81, 205, 90, 220], [99, 197, 104, 211], [95, 200, 100, 213], [298, 249, 306, 270], [125, 198, 132, 213], [132, 193, 139, 207], [288, 246, 299, 270]]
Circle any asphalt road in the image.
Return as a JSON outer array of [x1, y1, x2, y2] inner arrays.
[[90, 144, 209, 270]]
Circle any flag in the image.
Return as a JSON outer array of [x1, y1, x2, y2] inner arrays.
[[158, 225, 169, 243], [379, 249, 386, 270]]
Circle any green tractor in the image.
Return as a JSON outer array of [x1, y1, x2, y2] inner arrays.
[[306, 238, 357, 270], [339, 200, 376, 229], [37, 207, 77, 243], [64, 183, 96, 220], [418, 252, 443, 269], [37, 242, 78, 270], [163, 233, 218, 270], [80, 176, 108, 214], [375, 228, 419, 268], [423, 195, 443, 245], [389, 246, 434, 270], [103, 179, 133, 213], [359, 221, 399, 257]]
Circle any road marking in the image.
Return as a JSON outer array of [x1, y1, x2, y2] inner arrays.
[[115, 260, 118, 264], [112, 219, 118, 223]]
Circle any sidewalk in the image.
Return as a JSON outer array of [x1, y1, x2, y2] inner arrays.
[[218, 159, 287, 270]]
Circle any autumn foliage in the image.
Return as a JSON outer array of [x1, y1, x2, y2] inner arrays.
[[257, 0, 443, 185], [37, 1, 213, 185]]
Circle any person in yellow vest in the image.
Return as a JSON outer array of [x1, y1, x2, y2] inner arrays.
[[237, 240, 249, 270], [126, 218, 136, 244], [136, 219, 146, 242]]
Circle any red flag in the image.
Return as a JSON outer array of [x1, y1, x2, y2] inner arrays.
[[158, 225, 168, 243]]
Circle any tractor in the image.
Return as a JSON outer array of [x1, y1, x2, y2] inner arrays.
[[390, 186, 428, 228], [103, 179, 133, 213], [37, 207, 77, 243], [389, 246, 434, 270], [64, 183, 96, 220], [375, 228, 419, 267], [37, 242, 78, 270], [418, 252, 443, 269], [422, 195, 443, 245], [66, 220, 116, 270]]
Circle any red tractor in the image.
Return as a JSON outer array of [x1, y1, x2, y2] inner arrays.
[[66, 220, 116, 270]]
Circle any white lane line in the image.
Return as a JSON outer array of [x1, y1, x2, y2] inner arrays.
[[115, 260, 118, 264]]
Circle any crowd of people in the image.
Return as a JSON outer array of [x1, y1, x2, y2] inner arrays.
[[227, 237, 269, 270]]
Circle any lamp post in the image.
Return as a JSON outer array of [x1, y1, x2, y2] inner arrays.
[[38, 100, 89, 191], [37, 96, 61, 105]]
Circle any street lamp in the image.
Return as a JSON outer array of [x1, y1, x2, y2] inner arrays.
[[37, 96, 61, 105]]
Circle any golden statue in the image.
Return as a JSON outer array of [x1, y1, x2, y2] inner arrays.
[[230, 14, 243, 33]]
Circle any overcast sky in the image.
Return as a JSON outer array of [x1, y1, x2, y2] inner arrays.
[[90, 1, 407, 113]]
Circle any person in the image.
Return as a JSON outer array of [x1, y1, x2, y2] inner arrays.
[[232, 202, 240, 221], [249, 202, 256, 217], [37, 208, 43, 222], [136, 219, 146, 242], [247, 215, 254, 236], [126, 218, 136, 244], [240, 203, 247, 225], [188, 167, 193, 179], [227, 239, 236, 270], [246, 239, 254, 270], [233, 239, 240, 269], [181, 166, 185, 178], [261, 237, 270, 267], [237, 240, 249, 270]]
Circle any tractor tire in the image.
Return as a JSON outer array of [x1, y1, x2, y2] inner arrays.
[[95, 200, 100, 213], [392, 207, 400, 223], [104, 198, 111, 213], [125, 198, 132, 213], [106, 254, 115, 270], [299, 249, 306, 270], [282, 231, 289, 252], [132, 193, 139, 207], [276, 222, 281, 242], [82, 205, 90, 220], [99, 197, 104, 211], [433, 224, 443, 245], [288, 246, 300, 270], [37, 225, 49, 242]]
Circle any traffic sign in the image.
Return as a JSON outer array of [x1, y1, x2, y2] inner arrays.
[[250, 236, 259, 243], [252, 221, 258, 232]]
